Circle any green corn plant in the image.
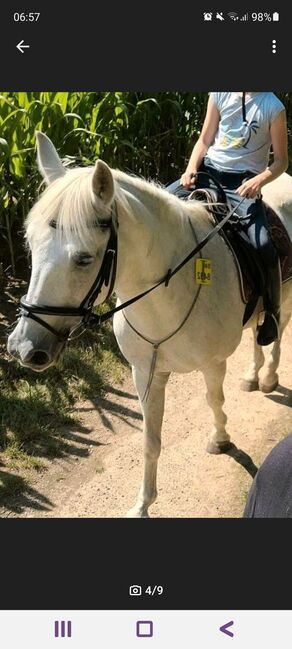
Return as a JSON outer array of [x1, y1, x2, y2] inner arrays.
[[0, 91, 291, 275]]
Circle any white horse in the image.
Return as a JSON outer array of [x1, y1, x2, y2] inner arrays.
[[7, 133, 292, 517]]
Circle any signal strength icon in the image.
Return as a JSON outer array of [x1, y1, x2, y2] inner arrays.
[[240, 12, 248, 21], [228, 12, 239, 20]]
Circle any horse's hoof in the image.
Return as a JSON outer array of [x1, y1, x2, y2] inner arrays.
[[126, 506, 150, 518], [206, 440, 232, 455], [240, 379, 259, 392], [259, 379, 279, 394]]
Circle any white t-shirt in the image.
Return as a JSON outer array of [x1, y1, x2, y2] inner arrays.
[[207, 92, 285, 173]]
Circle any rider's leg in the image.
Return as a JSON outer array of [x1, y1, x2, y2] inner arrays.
[[245, 198, 281, 346], [165, 178, 182, 193], [166, 174, 281, 346]]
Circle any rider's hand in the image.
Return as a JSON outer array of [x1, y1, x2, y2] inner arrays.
[[235, 176, 263, 199], [180, 170, 197, 188]]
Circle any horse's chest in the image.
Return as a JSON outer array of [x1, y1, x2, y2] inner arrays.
[[114, 312, 241, 374]]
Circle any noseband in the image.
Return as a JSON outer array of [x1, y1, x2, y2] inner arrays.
[[19, 205, 118, 342]]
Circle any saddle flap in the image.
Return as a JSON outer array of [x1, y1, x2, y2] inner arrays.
[[264, 202, 292, 282]]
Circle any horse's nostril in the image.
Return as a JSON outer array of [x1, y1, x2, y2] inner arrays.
[[30, 351, 50, 366]]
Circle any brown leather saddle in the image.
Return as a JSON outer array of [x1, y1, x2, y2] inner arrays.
[[189, 187, 292, 324]]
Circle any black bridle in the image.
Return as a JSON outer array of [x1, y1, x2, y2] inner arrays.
[[19, 208, 119, 342], [19, 173, 246, 344]]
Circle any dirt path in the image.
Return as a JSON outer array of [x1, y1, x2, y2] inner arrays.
[[2, 329, 292, 518]]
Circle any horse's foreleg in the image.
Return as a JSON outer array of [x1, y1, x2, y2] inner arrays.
[[126, 367, 170, 518], [203, 360, 231, 455], [260, 313, 290, 393], [241, 325, 265, 392]]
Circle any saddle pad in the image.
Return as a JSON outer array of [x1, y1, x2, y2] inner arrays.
[[265, 203, 292, 283], [221, 204, 292, 307]]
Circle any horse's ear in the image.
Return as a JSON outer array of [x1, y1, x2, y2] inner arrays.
[[36, 131, 66, 185], [92, 160, 114, 206]]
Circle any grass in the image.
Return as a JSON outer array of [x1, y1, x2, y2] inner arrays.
[[0, 306, 127, 506]]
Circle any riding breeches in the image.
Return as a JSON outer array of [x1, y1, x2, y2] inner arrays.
[[166, 157, 281, 344]]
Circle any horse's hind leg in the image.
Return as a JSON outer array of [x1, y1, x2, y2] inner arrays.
[[241, 325, 265, 392], [203, 360, 231, 455], [260, 312, 291, 393], [126, 367, 170, 518]]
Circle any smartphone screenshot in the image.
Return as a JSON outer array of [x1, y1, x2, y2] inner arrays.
[[0, 1, 291, 646]]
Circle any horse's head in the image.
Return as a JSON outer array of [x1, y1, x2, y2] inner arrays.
[[7, 132, 117, 371]]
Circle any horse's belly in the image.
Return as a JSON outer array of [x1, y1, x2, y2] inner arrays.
[[156, 324, 243, 372]]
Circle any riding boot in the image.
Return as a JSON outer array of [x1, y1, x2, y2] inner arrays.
[[257, 258, 282, 346]]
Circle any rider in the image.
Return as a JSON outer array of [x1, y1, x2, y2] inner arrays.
[[167, 92, 288, 346]]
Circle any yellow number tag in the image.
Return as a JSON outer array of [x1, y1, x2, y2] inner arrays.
[[195, 258, 212, 285]]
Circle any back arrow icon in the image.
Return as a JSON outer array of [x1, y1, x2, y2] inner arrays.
[[17, 40, 30, 53], [219, 620, 234, 637]]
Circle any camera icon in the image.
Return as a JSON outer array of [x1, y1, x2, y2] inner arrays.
[[129, 584, 142, 596]]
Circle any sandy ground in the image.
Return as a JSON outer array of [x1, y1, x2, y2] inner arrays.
[[1, 328, 292, 518]]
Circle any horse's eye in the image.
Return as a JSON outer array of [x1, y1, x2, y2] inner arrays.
[[74, 252, 94, 267]]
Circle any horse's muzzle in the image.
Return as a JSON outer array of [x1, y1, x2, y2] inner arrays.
[[7, 330, 65, 372]]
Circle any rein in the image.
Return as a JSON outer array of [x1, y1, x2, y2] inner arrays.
[[19, 174, 246, 342]]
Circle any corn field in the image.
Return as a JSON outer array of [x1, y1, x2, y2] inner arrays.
[[0, 91, 291, 275]]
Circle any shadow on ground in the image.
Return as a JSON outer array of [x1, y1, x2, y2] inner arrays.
[[265, 384, 292, 408], [0, 466, 54, 515], [224, 443, 258, 479], [0, 279, 133, 513]]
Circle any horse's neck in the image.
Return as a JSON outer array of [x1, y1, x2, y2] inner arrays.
[[115, 185, 191, 299]]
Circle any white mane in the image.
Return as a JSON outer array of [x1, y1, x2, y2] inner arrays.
[[26, 164, 209, 252]]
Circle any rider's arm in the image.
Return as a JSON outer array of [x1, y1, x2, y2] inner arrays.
[[236, 110, 288, 198], [181, 96, 220, 188], [261, 110, 288, 184]]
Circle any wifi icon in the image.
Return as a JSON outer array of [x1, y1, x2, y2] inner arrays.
[[228, 12, 238, 20]]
